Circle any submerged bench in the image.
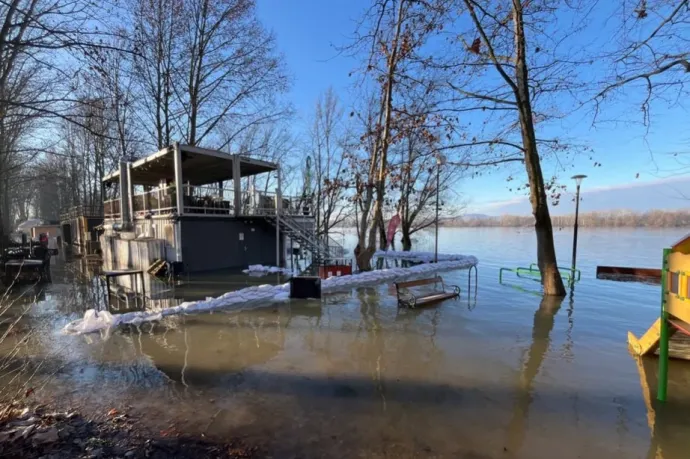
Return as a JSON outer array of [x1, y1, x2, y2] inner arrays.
[[394, 276, 460, 308]]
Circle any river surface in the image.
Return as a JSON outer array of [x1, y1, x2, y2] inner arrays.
[[2, 227, 690, 458]]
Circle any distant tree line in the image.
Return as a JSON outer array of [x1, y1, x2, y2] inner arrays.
[[449, 210, 690, 228]]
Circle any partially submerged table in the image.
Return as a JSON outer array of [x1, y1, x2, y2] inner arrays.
[[3, 259, 49, 282], [103, 269, 146, 307]]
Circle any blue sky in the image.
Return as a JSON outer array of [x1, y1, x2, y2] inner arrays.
[[256, 1, 690, 215]]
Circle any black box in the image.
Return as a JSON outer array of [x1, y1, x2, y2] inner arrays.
[[290, 276, 322, 299]]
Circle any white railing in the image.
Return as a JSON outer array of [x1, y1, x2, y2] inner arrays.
[[132, 188, 177, 217], [126, 186, 311, 218], [323, 234, 346, 258], [104, 199, 121, 219], [182, 184, 235, 215], [241, 191, 312, 217]]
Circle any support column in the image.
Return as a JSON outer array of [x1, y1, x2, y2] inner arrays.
[[173, 143, 184, 216], [232, 155, 242, 216], [657, 248, 671, 402], [276, 167, 282, 267], [126, 163, 134, 223], [119, 161, 130, 225]]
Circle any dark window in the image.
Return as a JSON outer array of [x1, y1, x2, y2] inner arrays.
[[669, 272, 680, 295]]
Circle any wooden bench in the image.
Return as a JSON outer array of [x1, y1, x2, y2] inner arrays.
[[394, 276, 460, 308]]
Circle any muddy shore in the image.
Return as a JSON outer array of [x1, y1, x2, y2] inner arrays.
[[0, 403, 258, 459]]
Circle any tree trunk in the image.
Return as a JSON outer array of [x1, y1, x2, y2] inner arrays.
[[378, 213, 387, 250], [401, 223, 412, 251], [356, 246, 375, 271], [361, 0, 406, 265], [513, 1, 565, 297]]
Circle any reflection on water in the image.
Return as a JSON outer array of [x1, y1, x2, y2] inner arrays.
[[2, 228, 690, 457]]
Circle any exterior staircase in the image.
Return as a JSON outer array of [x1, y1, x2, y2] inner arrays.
[[264, 213, 345, 268]]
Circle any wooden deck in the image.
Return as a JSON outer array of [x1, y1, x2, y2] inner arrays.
[[664, 333, 690, 360]]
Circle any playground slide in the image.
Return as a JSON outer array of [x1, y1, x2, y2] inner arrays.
[[628, 318, 671, 356]]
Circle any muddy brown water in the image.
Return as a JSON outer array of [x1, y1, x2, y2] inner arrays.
[[2, 228, 690, 458]]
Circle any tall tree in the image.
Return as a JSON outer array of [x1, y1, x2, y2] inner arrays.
[[179, 0, 287, 146], [309, 89, 350, 241], [349, 0, 447, 270], [131, 0, 182, 149], [436, 0, 597, 296], [390, 127, 464, 251]]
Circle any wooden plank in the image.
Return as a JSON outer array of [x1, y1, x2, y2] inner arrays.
[[5, 259, 44, 266], [103, 269, 144, 277], [415, 292, 458, 306], [147, 259, 166, 276], [396, 277, 440, 289], [596, 265, 661, 283], [628, 318, 663, 356], [664, 332, 690, 360], [669, 319, 690, 336]]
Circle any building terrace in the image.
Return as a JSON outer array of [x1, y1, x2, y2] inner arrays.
[[102, 143, 309, 221]]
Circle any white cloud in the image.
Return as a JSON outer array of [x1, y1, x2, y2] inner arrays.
[[467, 175, 690, 215]]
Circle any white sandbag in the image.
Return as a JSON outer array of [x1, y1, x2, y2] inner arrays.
[[64, 309, 119, 334], [63, 253, 478, 336]]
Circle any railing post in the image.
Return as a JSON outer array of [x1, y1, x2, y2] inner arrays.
[[658, 248, 671, 402], [126, 163, 134, 222], [119, 161, 131, 225], [232, 155, 242, 217], [173, 143, 184, 216]]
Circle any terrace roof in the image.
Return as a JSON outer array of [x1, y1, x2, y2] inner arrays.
[[103, 144, 277, 186]]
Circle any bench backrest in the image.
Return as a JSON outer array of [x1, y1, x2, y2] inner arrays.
[[396, 276, 442, 289]]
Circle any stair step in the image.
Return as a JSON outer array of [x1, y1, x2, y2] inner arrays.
[[147, 259, 167, 277]]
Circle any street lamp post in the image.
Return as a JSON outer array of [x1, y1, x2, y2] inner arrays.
[[434, 155, 445, 263], [571, 174, 587, 277]]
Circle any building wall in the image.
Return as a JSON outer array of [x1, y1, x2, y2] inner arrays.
[[100, 234, 166, 271], [180, 217, 280, 272], [132, 218, 178, 261]]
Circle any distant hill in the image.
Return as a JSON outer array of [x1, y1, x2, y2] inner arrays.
[[446, 209, 690, 228], [461, 213, 491, 219]]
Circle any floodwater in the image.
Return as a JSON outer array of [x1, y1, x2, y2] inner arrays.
[[3, 227, 690, 458]]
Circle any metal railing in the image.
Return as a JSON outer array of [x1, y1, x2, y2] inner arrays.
[[271, 212, 341, 262], [106, 187, 313, 219], [132, 188, 177, 217], [324, 235, 346, 258], [182, 184, 235, 215], [60, 204, 103, 221], [103, 200, 121, 219], [242, 191, 312, 217]]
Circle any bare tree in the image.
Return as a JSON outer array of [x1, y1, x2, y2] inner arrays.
[[429, 0, 601, 296], [349, 0, 429, 270], [131, 0, 182, 149], [178, 0, 288, 147], [390, 129, 464, 251], [84, 37, 143, 161], [596, 0, 690, 124], [0, 0, 128, 233], [309, 89, 350, 241], [230, 121, 299, 195]]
